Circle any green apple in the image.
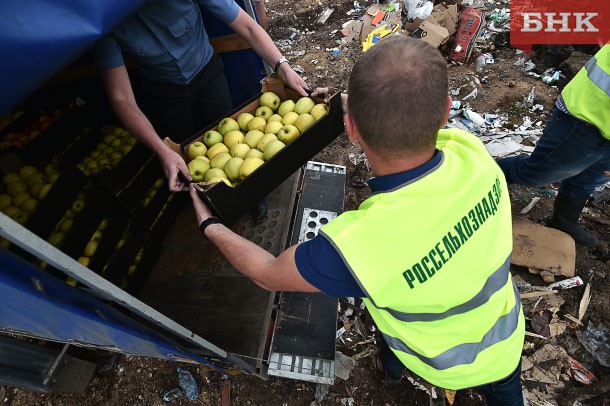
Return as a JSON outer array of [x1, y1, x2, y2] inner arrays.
[[110, 138, 122, 148], [244, 149, 264, 160], [119, 144, 133, 156], [12, 192, 30, 208], [203, 130, 223, 148], [188, 141, 208, 161], [64, 209, 75, 219], [38, 184, 52, 200], [247, 117, 267, 132], [108, 152, 123, 166], [204, 168, 227, 182], [19, 165, 39, 180], [259, 91, 281, 111], [224, 157, 244, 182], [83, 240, 99, 257], [71, 199, 85, 214], [223, 130, 245, 149], [256, 134, 278, 152], [91, 230, 103, 241], [78, 256, 90, 267], [90, 149, 101, 159], [278, 100, 296, 117], [244, 130, 265, 149], [58, 218, 73, 233], [281, 111, 299, 126], [263, 139, 286, 161], [210, 152, 232, 170], [12, 211, 29, 225], [255, 106, 273, 120], [3, 206, 19, 218], [103, 134, 116, 145], [310, 103, 330, 120], [44, 163, 59, 177], [264, 121, 284, 135], [20, 198, 38, 213], [29, 183, 44, 198], [25, 172, 47, 187], [236, 113, 254, 132], [6, 181, 27, 196], [217, 117, 240, 135], [230, 143, 251, 159], [277, 124, 300, 144], [294, 113, 316, 134], [188, 159, 211, 182], [268, 114, 283, 123], [239, 157, 265, 180], [207, 143, 230, 160], [3, 172, 20, 185], [48, 231, 65, 247], [207, 177, 232, 187], [0, 194, 12, 210], [152, 178, 164, 189], [195, 156, 210, 163], [294, 97, 315, 114]]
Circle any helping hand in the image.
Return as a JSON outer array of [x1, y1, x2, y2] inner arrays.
[[189, 184, 214, 225], [158, 147, 192, 191]]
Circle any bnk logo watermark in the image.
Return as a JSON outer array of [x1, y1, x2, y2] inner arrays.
[[511, 0, 610, 46]]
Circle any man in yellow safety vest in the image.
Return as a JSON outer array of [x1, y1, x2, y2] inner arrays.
[[499, 45, 610, 248], [190, 36, 525, 404]]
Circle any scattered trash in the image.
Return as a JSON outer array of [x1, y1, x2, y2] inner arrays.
[[162, 388, 183, 403], [335, 351, 356, 380], [316, 8, 334, 25], [177, 368, 198, 401], [462, 87, 478, 101], [315, 383, 331, 401], [464, 109, 485, 127], [568, 356, 597, 385], [340, 397, 355, 406], [578, 283, 591, 322], [524, 87, 536, 108], [519, 197, 540, 214], [576, 322, 610, 367], [548, 276, 584, 290]]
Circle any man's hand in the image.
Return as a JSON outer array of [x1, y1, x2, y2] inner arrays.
[[189, 184, 214, 225], [158, 146, 192, 191]]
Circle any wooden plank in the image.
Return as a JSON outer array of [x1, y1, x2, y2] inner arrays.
[[210, 34, 252, 54]]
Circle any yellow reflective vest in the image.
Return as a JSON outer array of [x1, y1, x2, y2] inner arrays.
[[320, 128, 525, 390], [562, 45, 610, 138]]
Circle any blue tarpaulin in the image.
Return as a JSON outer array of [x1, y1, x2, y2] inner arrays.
[[0, 1, 146, 115]]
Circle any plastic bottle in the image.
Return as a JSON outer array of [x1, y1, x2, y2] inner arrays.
[[176, 368, 199, 401], [475, 54, 486, 73]]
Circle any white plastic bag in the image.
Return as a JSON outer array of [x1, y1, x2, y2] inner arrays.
[[404, 0, 433, 20]]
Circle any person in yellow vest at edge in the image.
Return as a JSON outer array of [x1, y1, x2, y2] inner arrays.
[[499, 45, 610, 248], [189, 35, 526, 405]]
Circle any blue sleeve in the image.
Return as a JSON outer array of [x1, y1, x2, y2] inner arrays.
[[91, 35, 125, 71], [197, 0, 240, 24], [295, 235, 366, 298]]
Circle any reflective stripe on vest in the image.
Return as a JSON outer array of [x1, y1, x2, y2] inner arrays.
[[381, 280, 521, 371], [585, 56, 610, 97], [562, 46, 610, 138], [377, 255, 511, 323]]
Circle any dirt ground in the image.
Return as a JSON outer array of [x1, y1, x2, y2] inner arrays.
[[4, 0, 610, 405]]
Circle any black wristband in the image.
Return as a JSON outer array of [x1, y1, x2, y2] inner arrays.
[[199, 217, 223, 235]]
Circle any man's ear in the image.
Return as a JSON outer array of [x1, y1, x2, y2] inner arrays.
[[440, 96, 452, 129], [344, 113, 360, 143]]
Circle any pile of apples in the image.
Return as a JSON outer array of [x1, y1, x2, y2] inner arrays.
[[186, 92, 329, 185], [76, 126, 138, 176], [0, 164, 61, 225]]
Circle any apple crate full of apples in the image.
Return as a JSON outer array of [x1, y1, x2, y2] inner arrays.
[[165, 78, 345, 224]]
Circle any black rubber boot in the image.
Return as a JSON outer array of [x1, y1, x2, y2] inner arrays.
[[253, 199, 268, 224], [547, 193, 599, 247]]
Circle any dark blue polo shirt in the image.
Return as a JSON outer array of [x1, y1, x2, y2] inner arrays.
[[294, 150, 443, 298], [92, 0, 240, 84]]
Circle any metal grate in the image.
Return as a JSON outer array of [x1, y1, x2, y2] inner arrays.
[[267, 352, 334, 384], [298, 208, 337, 243]]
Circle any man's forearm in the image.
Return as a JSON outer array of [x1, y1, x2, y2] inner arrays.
[[204, 223, 279, 290], [110, 99, 168, 156]]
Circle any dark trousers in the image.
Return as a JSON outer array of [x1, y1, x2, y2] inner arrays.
[[499, 107, 610, 199], [136, 53, 233, 143], [380, 339, 524, 406]]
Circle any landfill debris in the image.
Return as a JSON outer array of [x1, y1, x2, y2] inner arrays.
[[316, 8, 334, 25], [445, 389, 456, 405], [568, 356, 597, 385], [519, 197, 540, 214], [547, 276, 584, 290], [162, 388, 183, 403], [576, 322, 610, 367], [314, 383, 331, 401], [340, 397, 355, 406], [351, 346, 376, 361], [578, 283, 591, 322], [335, 351, 356, 380], [512, 217, 576, 280], [177, 368, 199, 401], [448, 7, 484, 64]]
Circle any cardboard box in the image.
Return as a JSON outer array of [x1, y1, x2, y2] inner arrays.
[[165, 78, 345, 224], [410, 19, 451, 48]]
